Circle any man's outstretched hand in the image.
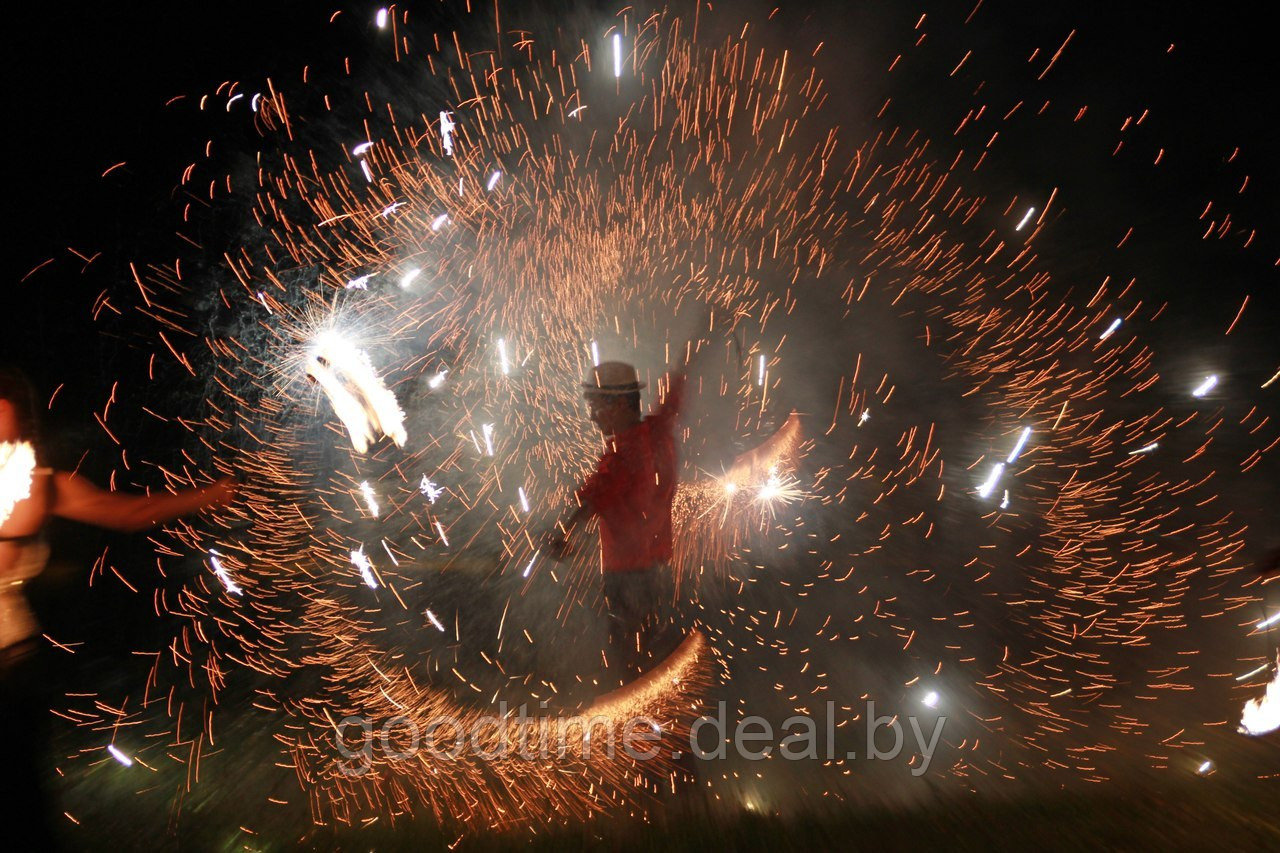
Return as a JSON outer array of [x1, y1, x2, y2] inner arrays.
[[204, 476, 240, 509], [541, 528, 570, 562]]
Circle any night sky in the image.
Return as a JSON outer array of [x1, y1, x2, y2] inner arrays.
[[4, 1, 1277, 846]]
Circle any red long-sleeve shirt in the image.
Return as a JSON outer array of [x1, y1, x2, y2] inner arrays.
[[576, 371, 686, 573]]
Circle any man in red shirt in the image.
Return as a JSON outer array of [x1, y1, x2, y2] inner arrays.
[[544, 359, 687, 680]]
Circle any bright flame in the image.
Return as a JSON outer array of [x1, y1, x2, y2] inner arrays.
[[307, 331, 407, 453], [0, 441, 36, 526], [1239, 658, 1280, 736]]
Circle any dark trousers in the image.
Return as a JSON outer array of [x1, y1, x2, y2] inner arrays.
[[603, 566, 663, 680]]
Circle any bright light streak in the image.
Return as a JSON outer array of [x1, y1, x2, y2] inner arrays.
[[431, 213, 450, 231], [425, 608, 446, 632], [1257, 611, 1280, 630], [1192, 374, 1219, 398], [977, 462, 1005, 499], [1235, 663, 1269, 682], [590, 340, 601, 366], [360, 160, 374, 183], [1239, 658, 1280, 736], [352, 141, 375, 157], [435, 520, 449, 547], [208, 549, 242, 596], [380, 539, 400, 566], [568, 105, 588, 117], [351, 549, 378, 589], [359, 481, 380, 517], [522, 551, 539, 578], [107, 745, 133, 767], [1099, 317, 1122, 340], [400, 267, 420, 288], [427, 369, 448, 389], [757, 353, 766, 386], [1128, 442, 1159, 455], [921, 690, 940, 708], [612, 33, 623, 78], [226, 93, 243, 111], [344, 274, 371, 290], [1196, 760, 1214, 775], [0, 441, 36, 526], [497, 338, 510, 375], [858, 409, 870, 426], [1006, 426, 1032, 463], [439, 111, 455, 156], [999, 490, 1010, 510], [375, 8, 388, 29], [250, 93, 261, 112], [486, 170, 502, 191], [517, 487, 530, 513], [1015, 206, 1036, 231], [419, 476, 444, 504], [481, 423, 496, 456]]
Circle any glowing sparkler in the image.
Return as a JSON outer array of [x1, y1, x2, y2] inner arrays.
[[350, 548, 378, 589], [1099, 317, 1122, 340], [1015, 206, 1036, 231], [359, 481, 380, 517], [207, 549, 242, 596], [1191, 374, 1219, 398], [612, 32, 623, 78], [439, 110, 455, 156], [107, 745, 132, 767], [486, 170, 502, 191], [1006, 426, 1032, 463], [977, 462, 1005, 499], [497, 338, 510, 375], [424, 608, 446, 631], [419, 476, 443, 504]]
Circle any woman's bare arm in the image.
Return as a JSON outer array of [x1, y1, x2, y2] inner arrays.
[[50, 472, 237, 533]]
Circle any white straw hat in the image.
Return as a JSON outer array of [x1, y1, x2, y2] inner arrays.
[[581, 361, 646, 395]]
